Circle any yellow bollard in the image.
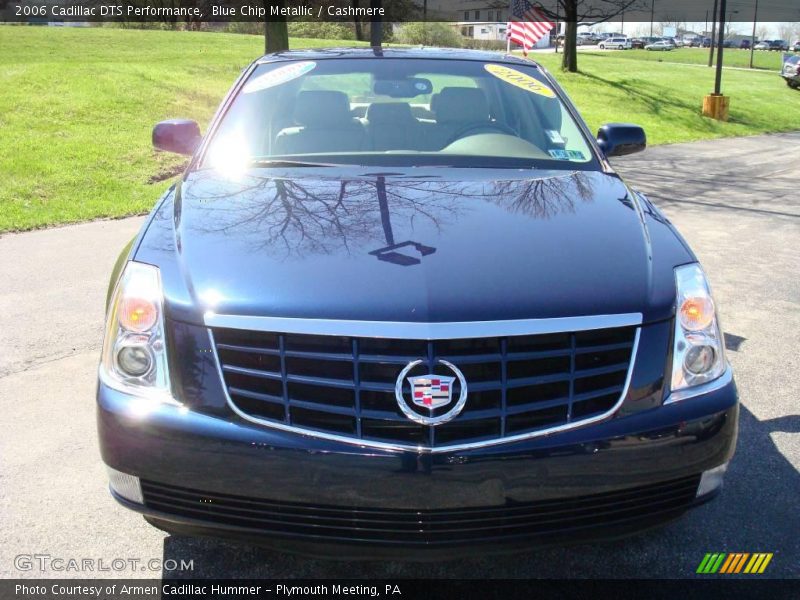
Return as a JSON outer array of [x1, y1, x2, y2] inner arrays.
[[702, 94, 730, 121]]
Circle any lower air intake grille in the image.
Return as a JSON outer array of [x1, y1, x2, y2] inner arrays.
[[213, 325, 637, 450], [141, 475, 700, 544]]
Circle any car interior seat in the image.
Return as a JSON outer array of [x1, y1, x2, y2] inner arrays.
[[365, 102, 421, 151], [273, 90, 366, 155], [423, 87, 491, 150]]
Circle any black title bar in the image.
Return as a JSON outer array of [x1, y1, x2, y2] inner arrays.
[[1, 0, 798, 23]]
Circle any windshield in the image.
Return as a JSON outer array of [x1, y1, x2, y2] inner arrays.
[[203, 58, 597, 170]]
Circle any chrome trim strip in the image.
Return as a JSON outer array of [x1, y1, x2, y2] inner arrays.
[[204, 312, 643, 340], [663, 367, 733, 405], [209, 326, 641, 454]]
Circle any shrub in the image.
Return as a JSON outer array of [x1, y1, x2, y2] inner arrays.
[[460, 38, 508, 51], [288, 22, 355, 40], [395, 22, 462, 48]]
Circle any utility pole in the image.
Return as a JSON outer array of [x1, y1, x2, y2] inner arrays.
[[707, 0, 718, 67], [749, 0, 758, 69], [714, 0, 727, 95], [554, 3, 559, 54], [650, 0, 654, 37]]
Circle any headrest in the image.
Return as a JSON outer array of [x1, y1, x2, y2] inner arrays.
[[434, 87, 489, 123], [366, 102, 415, 124], [293, 91, 353, 127]]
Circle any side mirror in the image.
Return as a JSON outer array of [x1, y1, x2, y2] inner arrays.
[[596, 123, 646, 157], [152, 119, 201, 156]]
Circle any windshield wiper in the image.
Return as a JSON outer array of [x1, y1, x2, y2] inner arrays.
[[251, 159, 340, 168]]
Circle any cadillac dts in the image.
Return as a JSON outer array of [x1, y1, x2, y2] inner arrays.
[[97, 48, 738, 559]]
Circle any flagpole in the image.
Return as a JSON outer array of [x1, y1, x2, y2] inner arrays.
[[507, 0, 512, 54]]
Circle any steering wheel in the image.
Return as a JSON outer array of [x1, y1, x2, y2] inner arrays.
[[445, 122, 518, 146]]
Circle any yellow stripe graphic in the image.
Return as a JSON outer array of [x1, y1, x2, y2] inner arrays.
[[744, 554, 759, 573], [758, 553, 773, 574], [703, 552, 773, 574], [749, 554, 766, 573]]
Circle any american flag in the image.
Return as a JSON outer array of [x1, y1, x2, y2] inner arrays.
[[507, 0, 555, 56]]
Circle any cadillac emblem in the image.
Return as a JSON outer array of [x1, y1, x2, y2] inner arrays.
[[395, 359, 468, 426]]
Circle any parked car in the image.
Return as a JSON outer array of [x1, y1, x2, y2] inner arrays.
[[739, 39, 751, 49], [754, 40, 771, 50], [769, 40, 789, 51], [670, 37, 685, 47], [98, 48, 738, 558], [598, 37, 631, 50], [793, 40, 800, 52], [645, 40, 674, 51], [632, 36, 660, 49], [782, 54, 800, 89], [577, 32, 601, 45], [684, 37, 701, 47], [702, 37, 713, 47]]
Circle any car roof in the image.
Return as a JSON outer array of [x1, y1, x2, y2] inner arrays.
[[255, 46, 543, 69]]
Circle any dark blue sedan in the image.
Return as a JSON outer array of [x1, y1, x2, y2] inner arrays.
[[97, 48, 737, 559]]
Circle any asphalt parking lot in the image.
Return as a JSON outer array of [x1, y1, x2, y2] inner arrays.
[[1, 132, 798, 579]]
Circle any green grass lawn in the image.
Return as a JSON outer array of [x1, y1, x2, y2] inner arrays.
[[581, 46, 789, 70], [1, 26, 799, 232], [532, 51, 800, 146]]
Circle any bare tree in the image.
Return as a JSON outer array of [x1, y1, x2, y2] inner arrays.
[[537, 0, 643, 73], [183, 171, 597, 259], [778, 23, 796, 43]]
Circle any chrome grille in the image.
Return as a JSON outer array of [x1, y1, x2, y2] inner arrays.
[[141, 474, 699, 543], [212, 325, 638, 450]]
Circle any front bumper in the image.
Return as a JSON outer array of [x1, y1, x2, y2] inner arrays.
[[98, 372, 737, 559]]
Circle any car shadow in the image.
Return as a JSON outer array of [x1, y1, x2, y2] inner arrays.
[[158, 405, 799, 579]]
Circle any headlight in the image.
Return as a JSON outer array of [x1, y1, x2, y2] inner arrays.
[[670, 264, 726, 393], [100, 261, 175, 403]]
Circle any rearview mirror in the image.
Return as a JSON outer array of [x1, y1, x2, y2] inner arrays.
[[596, 123, 646, 157], [152, 119, 201, 156]]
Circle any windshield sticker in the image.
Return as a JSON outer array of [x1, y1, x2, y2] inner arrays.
[[548, 149, 587, 161], [484, 64, 556, 98], [567, 150, 586, 160], [243, 61, 316, 94], [546, 130, 565, 144]]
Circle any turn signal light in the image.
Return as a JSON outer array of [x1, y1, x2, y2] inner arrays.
[[119, 296, 158, 332], [679, 296, 715, 331]]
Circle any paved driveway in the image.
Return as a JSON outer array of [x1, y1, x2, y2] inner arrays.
[[1, 132, 798, 579]]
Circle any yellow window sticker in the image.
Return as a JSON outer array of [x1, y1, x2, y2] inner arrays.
[[484, 64, 556, 98], [243, 61, 316, 94]]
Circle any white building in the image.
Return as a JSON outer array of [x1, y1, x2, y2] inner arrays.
[[456, 21, 508, 41]]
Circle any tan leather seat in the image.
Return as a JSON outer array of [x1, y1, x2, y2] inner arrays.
[[274, 91, 366, 155], [365, 103, 420, 151]]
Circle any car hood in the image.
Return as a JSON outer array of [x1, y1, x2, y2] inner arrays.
[[136, 167, 691, 325]]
